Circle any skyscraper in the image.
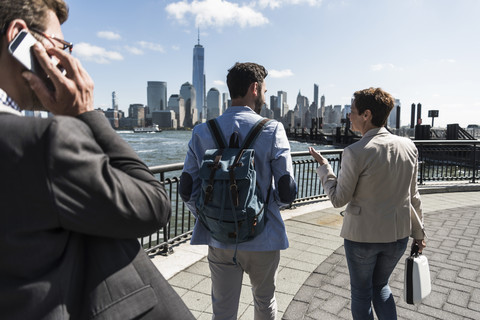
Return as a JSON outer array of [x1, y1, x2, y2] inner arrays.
[[313, 84, 319, 111], [168, 94, 185, 128], [320, 95, 325, 118], [206, 88, 221, 120], [277, 91, 288, 117], [180, 82, 197, 127], [112, 91, 118, 111], [192, 31, 205, 121], [147, 81, 167, 119]]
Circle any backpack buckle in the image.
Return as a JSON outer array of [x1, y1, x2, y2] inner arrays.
[[204, 184, 214, 204], [230, 183, 239, 207]]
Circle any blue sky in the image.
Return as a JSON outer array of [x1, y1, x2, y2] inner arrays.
[[62, 0, 480, 127]]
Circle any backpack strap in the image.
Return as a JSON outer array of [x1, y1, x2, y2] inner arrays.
[[241, 118, 272, 150], [207, 119, 227, 149]]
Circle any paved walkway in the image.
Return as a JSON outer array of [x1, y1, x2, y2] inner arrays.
[[152, 184, 480, 319]]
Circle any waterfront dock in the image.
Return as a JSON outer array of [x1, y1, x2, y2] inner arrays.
[[151, 183, 480, 319]]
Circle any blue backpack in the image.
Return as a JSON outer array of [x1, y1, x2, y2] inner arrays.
[[196, 118, 271, 259]]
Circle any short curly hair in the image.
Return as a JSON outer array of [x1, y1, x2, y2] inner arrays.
[[226, 62, 268, 99], [353, 87, 394, 127]]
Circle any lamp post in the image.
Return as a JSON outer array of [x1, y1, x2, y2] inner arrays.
[[428, 110, 439, 127]]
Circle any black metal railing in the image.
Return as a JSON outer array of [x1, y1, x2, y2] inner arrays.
[[415, 140, 479, 184], [141, 141, 479, 255]]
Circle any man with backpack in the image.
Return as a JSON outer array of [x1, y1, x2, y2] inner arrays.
[[180, 62, 297, 319]]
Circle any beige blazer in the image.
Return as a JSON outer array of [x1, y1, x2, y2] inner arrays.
[[317, 127, 424, 243]]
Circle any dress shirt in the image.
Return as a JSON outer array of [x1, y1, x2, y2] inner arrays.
[[182, 106, 296, 251]]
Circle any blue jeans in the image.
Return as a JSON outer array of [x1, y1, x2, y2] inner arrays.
[[344, 237, 408, 320]]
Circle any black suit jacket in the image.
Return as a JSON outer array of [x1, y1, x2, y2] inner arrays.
[[0, 110, 194, 319]]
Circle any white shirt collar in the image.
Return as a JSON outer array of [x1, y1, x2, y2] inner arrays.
[[0, 88, 22, 116]]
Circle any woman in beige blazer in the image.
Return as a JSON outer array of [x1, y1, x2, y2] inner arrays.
[[309, 87, 426, 320]]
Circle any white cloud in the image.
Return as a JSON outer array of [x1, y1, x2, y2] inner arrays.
[[172, 45, 181, 51], [371, 63, 403, 72], [125, 46, 144, 55], [138, 41, 165, 53], [97, 31, 121, 40], [269, 69, 294, 78], [213, 80, 226, 86], [74, 42, 123, 64], [166, 0, 269, 28], [257, 0, 323, 9]]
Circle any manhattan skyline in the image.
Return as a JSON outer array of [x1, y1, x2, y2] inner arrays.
[[62, 0, 479, 128]]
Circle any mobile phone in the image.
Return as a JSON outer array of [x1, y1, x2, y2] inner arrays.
[[8, 29, 39, 73]]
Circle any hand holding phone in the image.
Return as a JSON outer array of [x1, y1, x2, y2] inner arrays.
[[23, 43, 94, 116]]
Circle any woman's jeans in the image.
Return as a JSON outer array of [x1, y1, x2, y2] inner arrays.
[[344, 237, 408, 320]]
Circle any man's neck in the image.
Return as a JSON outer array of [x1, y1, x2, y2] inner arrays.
[[231, 98, 253, 110]]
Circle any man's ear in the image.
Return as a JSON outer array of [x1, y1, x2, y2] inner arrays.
[[250, 82, 258, 97], [363, 109, 373, 121], [5, 19, 29, 43]]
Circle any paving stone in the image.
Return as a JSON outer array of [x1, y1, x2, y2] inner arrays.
[[422, 290, 448, 309], [282, 301, 308, 320], [397, 306, 437, 320], [293, 285, 317, 303], [313, 261, 335, 275], [191, 277, 212, 295], [305, 308, 338, 320], [277, 291, 295, 313], [447, 290, 471, 307], [329, 272, 350, 287], [471, 288, 480, 303], [168, 271, 206, 290], [437, 269, 458, 282], [322, 295, 349, 315], [443, 302, 480, 319], [182, 290, 212, 313], [303, 272, 324, 287], [468, 301, 480, 314], [416, 304, 464, 320]]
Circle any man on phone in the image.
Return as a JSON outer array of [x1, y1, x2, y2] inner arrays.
[[0, 1, 194, 319]]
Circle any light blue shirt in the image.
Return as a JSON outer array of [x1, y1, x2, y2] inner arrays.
[[182, 106, 296, 251]]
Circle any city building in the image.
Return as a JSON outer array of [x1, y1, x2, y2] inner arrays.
[[313, 84, 319, 112], [152, 110, 176, 129], [168, 94, 185, 128], [206, 88, 221, 120], [278, 91, 288, 117], [180, 82, 197, 128], [112, 91, 118, 111], [320, 95, 325, 119], [192, 32, 205, 121], [147, 81, 167, 120], [222, 92, 229, 113], [105, 108, 120, 129], [296, 91, 309, 128], [260, 106, 274, 119], [388, 99, 401, 129], [128, 104, 145, 127]]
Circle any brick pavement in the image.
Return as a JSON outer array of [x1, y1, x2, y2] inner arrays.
[[284, 191, 480, 320], [157, 188, 480, 319]]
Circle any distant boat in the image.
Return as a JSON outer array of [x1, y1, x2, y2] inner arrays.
[[133, 125, 162, 133]]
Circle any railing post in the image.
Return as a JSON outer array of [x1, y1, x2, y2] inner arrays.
[[473, 141, 477, 183]]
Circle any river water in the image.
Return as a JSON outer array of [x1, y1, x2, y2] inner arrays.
[[118, 130, 333, 167]]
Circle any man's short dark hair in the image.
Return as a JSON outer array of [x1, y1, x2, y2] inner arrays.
[[226, 62, 268, 99], [353, 87, 394, 127]]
